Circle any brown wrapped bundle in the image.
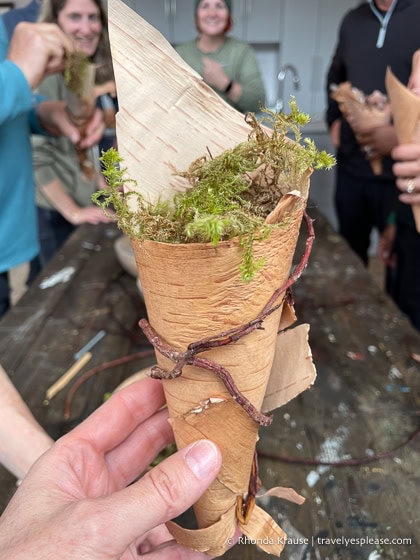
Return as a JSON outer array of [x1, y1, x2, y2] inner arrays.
[[331, 81, 390, 175], [132, 188, 308, 556], [64, 52, 96, 180], [105, 0, 332, 555], [386, 67, 420, 232]]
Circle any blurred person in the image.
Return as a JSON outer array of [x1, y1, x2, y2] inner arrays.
[[377, 48, 420, 331], [326, 0, 420, 266], [385, 145, 420, 331], [0, 18, 104, 318], [176, 0, 265, 114], [0, 377, 224, 560], [32, 0, 116, 269]]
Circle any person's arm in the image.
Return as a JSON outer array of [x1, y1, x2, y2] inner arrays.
[[36, 100, 105, 149], [40, 178, 115, 225], [5, 22, 73, 90], [0, 20, 34, 125], [33, 75, 112, 225], [0, 378, 226, 559], [217, 43, 265, 114], [0, 365, 52, 480]]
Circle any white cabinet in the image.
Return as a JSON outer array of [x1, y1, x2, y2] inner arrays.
[[279, 0, 360, 118], [230, 0, 282, 44], [123, 0, 282, 46], [124, 0, 197, 45], [120, 0, 361, 118]]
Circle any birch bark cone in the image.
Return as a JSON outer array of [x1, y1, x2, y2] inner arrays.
[[107, 0, 316, 555], [131, 187, 309, 554], [331, 81, 390, 175], [386, 67, 420, 232]]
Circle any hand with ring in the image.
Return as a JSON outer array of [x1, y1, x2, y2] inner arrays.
[[363, 144, 372, 157], [392, 143, 420, 205], [406, 178, 416, 194], [357, 126, 398, 158]]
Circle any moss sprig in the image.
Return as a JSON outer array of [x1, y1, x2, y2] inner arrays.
[[63, 52, 91, 96], [94, 101, 335, 282]]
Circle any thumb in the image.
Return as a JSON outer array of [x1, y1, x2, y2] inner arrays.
[[58, 118, 80, 144], [102, 440, 221, 549]]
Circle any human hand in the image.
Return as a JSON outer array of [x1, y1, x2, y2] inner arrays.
[[356, 125, 397, 159], [70, 205, 116, 225], [365, 90, 388, 111], [202, 57, 230, 91], [0, 378, 223, 559], [6, 22, 73, 90], [37, 102, 105, 148], [94, 80, 117, 99], [392, 143, 420, 205]]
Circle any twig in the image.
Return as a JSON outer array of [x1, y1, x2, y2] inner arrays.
[[46, 352, 92, 401], [139, 211, 315, 427], [257, 425, 420, 467]]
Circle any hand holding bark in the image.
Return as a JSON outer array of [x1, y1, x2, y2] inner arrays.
[[0, 379, 223, 560], [6, 22, 73, 89]]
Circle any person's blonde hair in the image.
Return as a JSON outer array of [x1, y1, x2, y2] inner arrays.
[[38, 0, 114, 84]]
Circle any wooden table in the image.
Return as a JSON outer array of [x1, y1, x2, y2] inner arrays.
[[0, 212, 419, 559], [226, 209, 420, 559], [0, 222, 154, 507]]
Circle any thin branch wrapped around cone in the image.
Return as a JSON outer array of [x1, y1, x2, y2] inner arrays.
[[386, 67, 420, 232], [331, 81, 390, 175]]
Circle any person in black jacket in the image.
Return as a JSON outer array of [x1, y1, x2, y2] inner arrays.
[[326, 0, 420, 266], [378, 48, 420, 332]]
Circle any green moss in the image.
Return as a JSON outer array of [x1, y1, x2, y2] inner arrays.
[[63, 52, 91, 96], [94, 100, 335, 282]]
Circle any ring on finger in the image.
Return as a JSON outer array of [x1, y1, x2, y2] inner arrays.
[[363, 144, 372, 157], [406, 178, 415, 194]]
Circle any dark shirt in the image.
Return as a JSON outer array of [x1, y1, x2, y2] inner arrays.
[[2, 0, 41, 39], [326, 0, 420, 182]]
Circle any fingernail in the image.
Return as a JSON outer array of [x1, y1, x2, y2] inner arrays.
[[185, 440, 219, 479]]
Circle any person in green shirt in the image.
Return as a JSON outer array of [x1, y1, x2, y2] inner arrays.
[[176, 0, 266, 114], [32, 0, 115, 269]]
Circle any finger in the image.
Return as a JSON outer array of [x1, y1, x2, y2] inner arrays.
[[105, 407, 174, 487], [393, 160, 420, 179], [100, 440, 222, 551], [55, 115, 81, 144], [138, 539, 215, 559], [392, 143, 420, 161], [79, 108, 105, 148], [64, 378, 166, 453], [395, 177, 417, 193], [399, 192, 420, 205], [134, 523, 175, 553]]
